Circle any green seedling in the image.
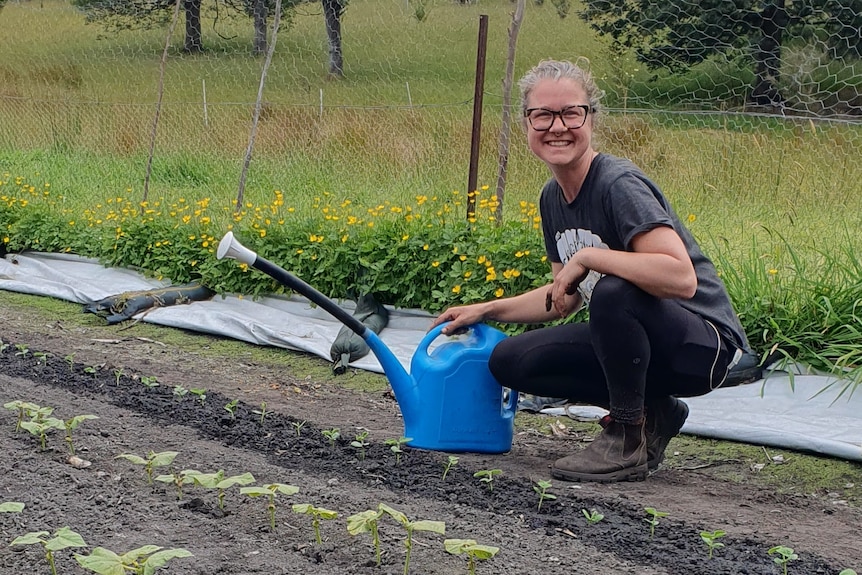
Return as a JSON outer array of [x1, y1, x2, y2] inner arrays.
[[0, 502, 25, 513], [191, 470, 256, 510], [533, 479, 557, 511], [14, 343, 30, 358], [473, 469, 502, 491], [379, 503, 445, 575], [116, 450, 179, 485], [442, 455, 459, 481], [83, 365, 98, 378], [63, 354, 75, 373], [140, 376, 159, 389], [292, 503, 339, 544], [172, 385, 188, 400], [3, 400, 41, 432], [0, 338, 8, 352], [322, 427, 341, 448], [113, 368, 124, 386], [768, 545, 799, 575], [155, 469, 201, 500], [11, 526, 87, 575], [444, 539, 500, 575], [350, 429, 370, 460], [75, 545, 192, 575], [291, 420, 306, 436], [700, 529, 727, 559], [240, 482, 299, 530], [62, 414, 98, 455], [33, 351, 50, 365], [644, 507, 669, 539], [347, 508, 385, 566], [189, 388, 207, 404], [252, 402, 269, 424], [21, 417, 64, 451], [582, 508, 605, 525], [839, 570, 858, 575], [224, 398, 239, 419], [384, 436, 412, 465]]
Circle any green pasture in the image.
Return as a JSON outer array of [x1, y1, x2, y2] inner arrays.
[[1, 0, 862, 390]]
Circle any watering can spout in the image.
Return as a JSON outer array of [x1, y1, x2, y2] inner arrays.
[[362, 332, 422, 423]]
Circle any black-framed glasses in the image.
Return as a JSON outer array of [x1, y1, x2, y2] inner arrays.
[[524, 105, 591, 131]]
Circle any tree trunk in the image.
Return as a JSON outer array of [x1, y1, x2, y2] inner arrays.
[[322, 0, 344, 77], [749, 0, 787, 108], [253, 0, 268, 55], [183, 0, 203, 53]]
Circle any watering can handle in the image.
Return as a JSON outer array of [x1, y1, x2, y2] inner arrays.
[[415, 321, 466, 357]]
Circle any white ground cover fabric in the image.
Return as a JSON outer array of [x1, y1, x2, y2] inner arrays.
[[2, 251, 860, 462]]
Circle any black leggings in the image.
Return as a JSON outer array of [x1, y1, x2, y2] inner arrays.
[[488, 275, 733, 424]]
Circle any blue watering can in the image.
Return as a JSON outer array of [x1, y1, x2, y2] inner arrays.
[[217, 232, 518, 454]]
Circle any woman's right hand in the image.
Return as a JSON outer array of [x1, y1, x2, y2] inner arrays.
[[428, 302, 490, 335]]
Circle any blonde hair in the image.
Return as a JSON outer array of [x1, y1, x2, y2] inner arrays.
[[518, 58, 604, 119]]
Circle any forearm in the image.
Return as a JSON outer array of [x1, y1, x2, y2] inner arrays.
[[576, 247, 696, 299], [484, 284, 569, 324]]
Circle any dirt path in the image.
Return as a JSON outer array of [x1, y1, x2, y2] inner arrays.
[[0, 297, 860, 574]]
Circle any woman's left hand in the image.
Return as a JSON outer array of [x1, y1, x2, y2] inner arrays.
[[550, 257, 589, 316]]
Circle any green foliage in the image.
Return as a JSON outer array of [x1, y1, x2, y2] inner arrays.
[[699, 529, 727, 559], [322, 427, 341, 448], [582, 508, 604, 525], [154, 469, 201, 500], [532, 479, 556, 511], [12, 526, 87, 575], [291, 503, 339, 544], [444, 539, 500, 575], [191, 470, 256, 510], [20, 417, 64, 451], [643, 507, 669, 539], [378, 503, 445, 575], [768, 545, 799, 575], [442, 455, 459, 481], [346, 508, 384, 566], [3, 400, 41, 433], [75, 545, 193, 575], [116, 450, 179, 485], [240, 483, 299, 530], [350, 429, 370, 460], [384, 436, 412, 465], [62, 414, 99, 455], [0, 501, 25, 513], [473, 469, 502, 491]]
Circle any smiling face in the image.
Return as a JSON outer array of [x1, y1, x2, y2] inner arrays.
[[524, 78, 595, 171]]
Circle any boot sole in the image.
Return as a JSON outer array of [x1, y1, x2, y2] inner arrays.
[[551, 463, 648, 484]]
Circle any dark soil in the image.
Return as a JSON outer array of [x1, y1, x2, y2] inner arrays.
[[0, 301, 860, 575]]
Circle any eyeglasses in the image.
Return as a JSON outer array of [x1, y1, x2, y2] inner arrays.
[[524, 105, 591, 131]]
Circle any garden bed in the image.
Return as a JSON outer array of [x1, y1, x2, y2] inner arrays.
[[0, 301, 859, 575]]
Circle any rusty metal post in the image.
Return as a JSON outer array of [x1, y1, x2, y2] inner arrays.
[[466, 14, 489, 221]]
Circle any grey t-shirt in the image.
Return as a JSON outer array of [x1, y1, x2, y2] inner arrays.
[[540, 153, 750, 352]]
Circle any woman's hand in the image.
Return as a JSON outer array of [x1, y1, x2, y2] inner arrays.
[[429, 302, 490, 335], [550, 256, 589, 317]]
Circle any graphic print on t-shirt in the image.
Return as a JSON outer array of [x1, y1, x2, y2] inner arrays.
[[555, 228, 608, 304]]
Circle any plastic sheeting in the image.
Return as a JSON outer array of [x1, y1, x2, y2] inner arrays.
[[1, 251, 861, 462]]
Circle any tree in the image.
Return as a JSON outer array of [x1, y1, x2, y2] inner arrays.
[[579, 0, 862, 107], [71, 0, 299, 54], [321, 0, 347, 77]]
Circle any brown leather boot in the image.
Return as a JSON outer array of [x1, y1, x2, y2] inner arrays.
[[551, 419, 648, 483], [644, 397, 689, 470]]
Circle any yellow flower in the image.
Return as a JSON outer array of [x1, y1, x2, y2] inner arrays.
[[768, 268, 778, 275], [423, 244, 429, 251], [259, 229, 267, 238], [341, 234, 349, 243], [688, 214, 696, 223], [459, 255, 467, 261], [202, 241, 210, 248], [68, 221, 75, 226], [477, 255, 486, 264], [464, 271, 472, 279], [495, 288, 504, 298], [2, 236, 8, 244], [452, 285, 461, 294], [296, 249, 304, 255], [402, 234, 409, 241], [431, 261, 440, 267]]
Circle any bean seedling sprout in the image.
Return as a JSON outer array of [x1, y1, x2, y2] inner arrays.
[[240, 483, 299, 530], [347, 508, 385, 566], [379, 503, 445, 575], [644, 507, 669, 539], [11, 526, 87, 575], [700, 529, 726, 559], [473, 469, 502, 491], [292, 503, 339, 544], [442, 455, 459, 481], [768, 545, 798, 575], [444, 539, 500, 575]]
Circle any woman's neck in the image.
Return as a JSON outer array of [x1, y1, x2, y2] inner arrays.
[[551, 150, 599, 203]]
